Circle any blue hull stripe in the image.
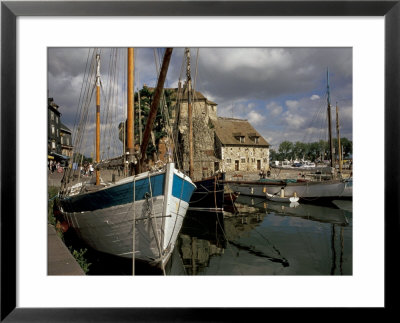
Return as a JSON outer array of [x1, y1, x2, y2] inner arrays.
[[61, 173, 165, 213], [61, 172, 195, 213], [172, 174, 196, 203]]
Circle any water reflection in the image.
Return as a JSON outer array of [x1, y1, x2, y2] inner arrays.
[[176, 195, 352, 275], [63, 195, 352, 275]]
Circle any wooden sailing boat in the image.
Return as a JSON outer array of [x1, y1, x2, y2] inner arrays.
[[55, 48, 196, 269], [183, 48, 225, 212], [226, 70, 352, 203]]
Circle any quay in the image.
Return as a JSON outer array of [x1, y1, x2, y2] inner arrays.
[[48, 224, 85, 275], [48, 170, 84, 275]]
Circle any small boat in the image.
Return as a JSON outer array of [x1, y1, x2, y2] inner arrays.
[[265, 188, 299, 203]]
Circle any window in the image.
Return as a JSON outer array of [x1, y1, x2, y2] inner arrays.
[[226, 158, 231, 163], [254, 137, 259, 144], [263, 158, 268, 163], [51, 141, 56, 149], [251, 158, 256, 163], [51, 125, 55, 135], [51, 111, 54, 120], [60, 136, 63, 144], [66, 137, 69, 145], [241, 158, 246, 163], [56, 129, 59, 137], [239, 136, 245, 143]]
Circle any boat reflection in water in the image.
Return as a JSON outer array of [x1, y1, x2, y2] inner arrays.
[[176, 195, 352, 275], [67, 195, 352, 275]]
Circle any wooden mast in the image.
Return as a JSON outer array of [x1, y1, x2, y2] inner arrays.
[[138, 48, 173, 172], [95, 53, 101, 185], [185, 48, 194, 179], [127, 48, 135, 175], [336, 102, 343, 175], [327, 69, 334, 169]]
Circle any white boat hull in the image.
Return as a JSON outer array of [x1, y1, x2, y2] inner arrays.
[[229, 179, 352, 200], [58, 163, 196, 268]]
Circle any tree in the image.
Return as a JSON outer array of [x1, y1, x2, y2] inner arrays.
[[133, 86, 174, 159], [278, 141, 293, 160]]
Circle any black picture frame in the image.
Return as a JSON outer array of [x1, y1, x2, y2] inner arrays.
[[1, 1, 398, 321]]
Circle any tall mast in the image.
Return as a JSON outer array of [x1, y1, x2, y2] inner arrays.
[[95, 53, 101, 185], [139, 48, 173, 172], [185, 48, 194, 179], [138, 70, 142, 146], [127, 48, 135, 175], [326, 69, 334, 169], [336, 102, 343, 175]]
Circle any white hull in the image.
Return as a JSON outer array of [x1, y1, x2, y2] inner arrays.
[[63, 194, 188, 267], [229, 179, 352, 200], [58, 163, 196, 268], [265, 192, 300, 203]]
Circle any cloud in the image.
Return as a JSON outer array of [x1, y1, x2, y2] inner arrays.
[[246, 110, 266, 125], [266, 102, 283, 117], [285, 100, 299, 110], [48, 47, 352, 152]]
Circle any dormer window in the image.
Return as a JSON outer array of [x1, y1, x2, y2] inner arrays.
[[233, 132, 245, 143], [248, 133, 260, 144]]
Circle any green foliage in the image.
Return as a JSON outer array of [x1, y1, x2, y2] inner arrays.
[[69, 247, 91, 274], [48, 186, 59, 225], [134, 86, 173, 159], [274, 138, 352, 162]]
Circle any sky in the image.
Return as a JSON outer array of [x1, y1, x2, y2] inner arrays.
[[48, 47, 352, 154]]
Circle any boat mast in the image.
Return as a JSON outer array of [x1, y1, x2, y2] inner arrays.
[[127, 48, 135, 175], [326, 69, 335, 169], [335, 102, 343, 175], [95, 53, 101, 185], [138, 48, 173, 172], [185, 48, 194, 179]]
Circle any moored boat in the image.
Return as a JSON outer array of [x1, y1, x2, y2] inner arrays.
[[56, 48, 196, 269]]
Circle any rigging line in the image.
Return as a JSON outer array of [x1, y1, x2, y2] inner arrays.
[[71, 48, 93, 147], [72, 49, 96, 153], [147, 172, 166, 275]]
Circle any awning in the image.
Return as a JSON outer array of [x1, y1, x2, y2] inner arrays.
[[50, 152, 70, 160]]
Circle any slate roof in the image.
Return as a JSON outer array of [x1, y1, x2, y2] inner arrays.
[[212, 117, 269, 147], [60, 123, 72, 133]]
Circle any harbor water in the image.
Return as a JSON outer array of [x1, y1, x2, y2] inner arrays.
[[63, 194, 352, 276]]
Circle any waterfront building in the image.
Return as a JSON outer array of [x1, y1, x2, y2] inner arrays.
[[48, 97, 72, 163], [212, 117, 270, 172]]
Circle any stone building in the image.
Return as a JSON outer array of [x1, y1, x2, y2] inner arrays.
[[170, 87, 270, 177], [212, 117, 270, 172], [48, 97, 62, 156], [48, 97, 73, 164], [170, 87, 220, 180], [60, 123, 73, 158]]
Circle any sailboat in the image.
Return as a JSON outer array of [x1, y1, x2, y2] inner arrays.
[[226, 70, 352, 203], [179, 48, 225, 212], [55, 48, 196, 269]]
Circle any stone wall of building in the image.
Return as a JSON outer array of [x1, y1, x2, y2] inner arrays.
[[221, 145, 270, 172], [176, 100, 220, 180]]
